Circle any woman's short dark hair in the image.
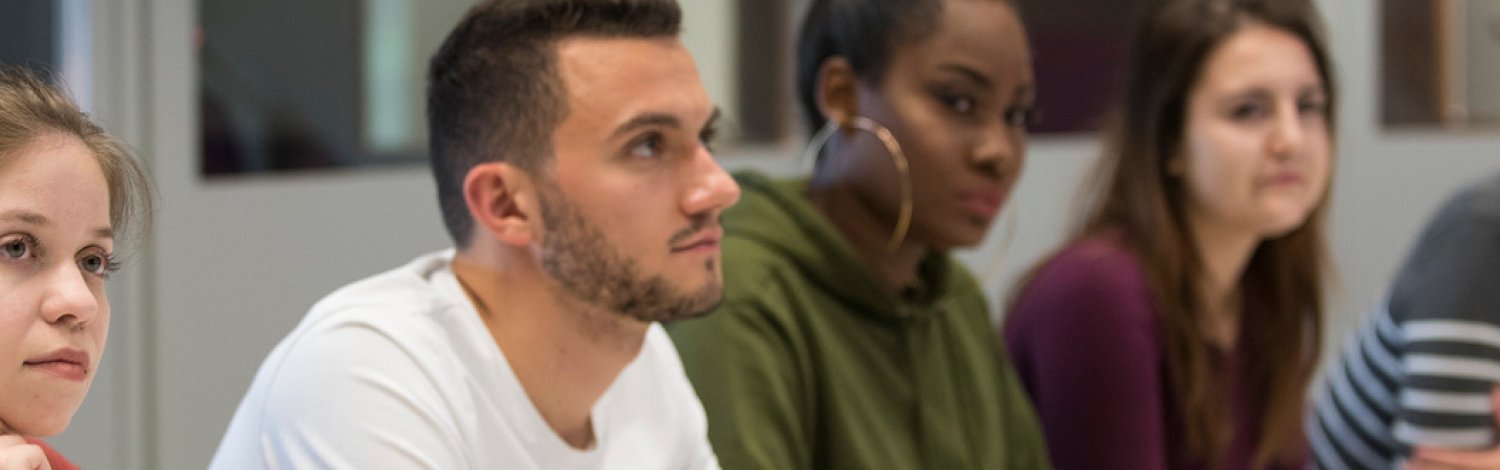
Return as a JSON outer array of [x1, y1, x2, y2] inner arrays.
[[426, 0, 681, 248], [794, 0, 1016, 135], [794, 0, 945, 134]]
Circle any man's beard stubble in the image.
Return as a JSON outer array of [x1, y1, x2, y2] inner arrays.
[[535, 183, 723, 324]]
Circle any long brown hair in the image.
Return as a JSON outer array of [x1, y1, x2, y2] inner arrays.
[[1035, 0, 1336, 466]]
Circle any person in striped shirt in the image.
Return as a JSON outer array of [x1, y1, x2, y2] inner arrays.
[[1310, 171, 1500, 469]]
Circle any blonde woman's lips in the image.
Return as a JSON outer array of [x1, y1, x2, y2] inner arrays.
[[24, 348, 89, 382]]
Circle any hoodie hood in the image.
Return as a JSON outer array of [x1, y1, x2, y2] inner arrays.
[[723, 171, 957, 320]]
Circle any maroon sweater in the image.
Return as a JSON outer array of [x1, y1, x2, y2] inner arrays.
[[1003, 230, 1300, 469]]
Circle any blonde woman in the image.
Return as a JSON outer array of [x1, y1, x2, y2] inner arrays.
[[0, 67, 152, 469]]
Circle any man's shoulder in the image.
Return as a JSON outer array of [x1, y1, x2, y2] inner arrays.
[[214, 253, 488, 458], [260, 250, 477, 394], [310, 250, 456, 316]]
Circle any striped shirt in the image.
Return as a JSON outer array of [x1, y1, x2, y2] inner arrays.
[[1310, 172, 1500, 469]]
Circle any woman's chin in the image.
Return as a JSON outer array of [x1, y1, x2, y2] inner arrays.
[[7, 415, 72, 438], [1258, 212, 1316, 240], [2, 396, 85, 437], [925, 228, 990, 252]]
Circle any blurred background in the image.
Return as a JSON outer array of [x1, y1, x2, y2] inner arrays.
[[2, 0, 1499, 467]]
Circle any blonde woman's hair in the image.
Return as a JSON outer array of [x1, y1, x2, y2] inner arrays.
[[0, 66, 153, 243]]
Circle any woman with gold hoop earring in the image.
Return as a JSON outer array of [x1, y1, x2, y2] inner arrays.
[[667, 0, 1047, 468]]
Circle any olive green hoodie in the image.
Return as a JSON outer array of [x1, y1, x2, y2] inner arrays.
[[668, 171, 1050, 469]]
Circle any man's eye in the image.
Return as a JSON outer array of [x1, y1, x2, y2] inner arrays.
[[630, 134, 664, 159], [699, 126, 718, 153]]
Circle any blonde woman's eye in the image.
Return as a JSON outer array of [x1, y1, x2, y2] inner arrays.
[[1, 237, 34, 260], [78, 252, 118, 278], [80, 254, 103, 274]]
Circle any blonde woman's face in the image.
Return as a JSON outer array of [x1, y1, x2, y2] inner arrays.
[[1179, 22, 1332, 239], [0, 134, 112, 437]]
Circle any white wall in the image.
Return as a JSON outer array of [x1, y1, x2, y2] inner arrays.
[[42, 0, 1500, 468], [681, 0, 739, 138], [1465, 1, 1500, 121]]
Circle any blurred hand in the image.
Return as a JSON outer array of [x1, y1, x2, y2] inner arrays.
[[1408, 386, 1500, 470], [0, 435, 49, 470]]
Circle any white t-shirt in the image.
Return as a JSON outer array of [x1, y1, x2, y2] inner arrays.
[[210, 250, 720, 469]]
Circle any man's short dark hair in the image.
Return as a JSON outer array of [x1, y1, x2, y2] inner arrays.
[[427, 0, 682, 248]]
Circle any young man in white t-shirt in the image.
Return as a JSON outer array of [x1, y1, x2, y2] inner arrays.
[[210, 0, 740, 467]]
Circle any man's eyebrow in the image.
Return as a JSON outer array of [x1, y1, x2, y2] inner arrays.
[[610, 113, 683, 140], [701, 107, 722, 131]]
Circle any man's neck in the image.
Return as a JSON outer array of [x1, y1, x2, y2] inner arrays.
[[451, 251, 649, 449]]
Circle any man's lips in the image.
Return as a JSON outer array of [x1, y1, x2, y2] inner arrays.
[[24, 348, 90, 382], [671, 227, 724, 253]]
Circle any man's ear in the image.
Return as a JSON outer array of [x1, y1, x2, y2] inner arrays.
[[464, 162, 540, 247], [816, 56, 860, 127]]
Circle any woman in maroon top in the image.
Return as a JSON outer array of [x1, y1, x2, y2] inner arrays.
[[0, 67, 152, 469], [1002, 0, 1336, 468]]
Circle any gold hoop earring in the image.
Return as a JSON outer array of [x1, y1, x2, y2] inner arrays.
[[798, 116, 913, 253], [800, 120, 840, 172]]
